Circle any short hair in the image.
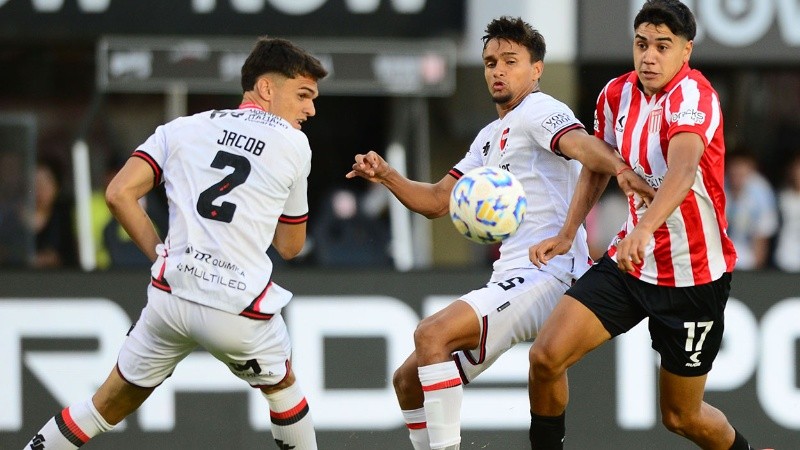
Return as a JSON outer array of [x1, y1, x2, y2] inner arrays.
[[482, 16, 546, 62], [240, 37, 328, 93], [634, 0, 696, 41]]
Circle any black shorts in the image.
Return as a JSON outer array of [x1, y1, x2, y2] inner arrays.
[[566, 255, 731, 376]]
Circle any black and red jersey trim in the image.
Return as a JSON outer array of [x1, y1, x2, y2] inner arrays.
[[278, 213, 308, 225], [240, 281, 275, 320], [131, 150, 163, 186], [448, 168, 463, 180], [550, 123, 585, 159]]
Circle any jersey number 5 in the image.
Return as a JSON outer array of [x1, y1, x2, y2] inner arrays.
[[196, 150, 251, 223]]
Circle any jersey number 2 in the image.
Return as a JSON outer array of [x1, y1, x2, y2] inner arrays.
[[196, 151, 251, 223]]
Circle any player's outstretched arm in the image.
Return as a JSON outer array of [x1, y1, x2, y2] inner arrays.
[[346, 150, 455, 219], [615, 132, 702, 272], [558, 128, 655, 204]]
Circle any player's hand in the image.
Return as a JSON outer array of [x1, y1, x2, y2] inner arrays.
[[614, 227, 651, 273], [529, 235, 573, 268], [616, 168, 655, 208], [346, 151, 391, 182]]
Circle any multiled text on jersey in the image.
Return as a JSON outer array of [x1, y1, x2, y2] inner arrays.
[[177, 263, 247, 291], [217, 129, 265, 156]]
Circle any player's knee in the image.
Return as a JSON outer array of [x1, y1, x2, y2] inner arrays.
[[412, 317, 444, 351], [528, 342, 564, 381], [660, 408, 695, 436], [392, 364, 414, 396]]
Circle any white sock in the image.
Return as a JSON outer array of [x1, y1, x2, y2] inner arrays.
[[418, 361, 463, 450], [263, 383, 317, 450], [25, 398, 114, 449], [402, 407, 431, 450]]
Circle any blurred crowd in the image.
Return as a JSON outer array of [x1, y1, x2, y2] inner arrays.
[[2, 139, 799, 272]]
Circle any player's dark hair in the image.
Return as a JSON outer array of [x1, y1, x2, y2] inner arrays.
[[241, 37, 328, 92], [634, 0, 696, 41], [482, 16, 545, 62]]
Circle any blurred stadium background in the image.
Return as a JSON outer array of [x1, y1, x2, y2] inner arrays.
[[0, 0, 798, 448]]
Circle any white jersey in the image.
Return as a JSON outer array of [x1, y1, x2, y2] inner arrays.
[[452, 91, 591, 285], [133, 103, 311, 318]]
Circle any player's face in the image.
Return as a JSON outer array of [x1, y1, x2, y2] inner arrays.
[[633, 23, 692, 96], [482, 38, 541, 110], [266, 74, 319, 130]]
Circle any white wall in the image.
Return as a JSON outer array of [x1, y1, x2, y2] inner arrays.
[[459, 0, 577, 65]]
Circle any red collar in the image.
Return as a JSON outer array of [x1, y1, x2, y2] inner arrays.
[[239, 102, 265, 111]]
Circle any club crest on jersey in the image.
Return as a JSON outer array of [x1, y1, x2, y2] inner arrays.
[[648, 107, 662, 134], [500, 128, 510, 151]]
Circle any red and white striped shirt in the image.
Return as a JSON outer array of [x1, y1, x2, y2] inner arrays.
[[594, 63, 736, 287]]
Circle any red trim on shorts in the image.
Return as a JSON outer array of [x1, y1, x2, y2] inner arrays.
[[464, 315, 489, 365]]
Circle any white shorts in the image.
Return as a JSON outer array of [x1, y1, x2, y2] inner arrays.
[[455, 267, 568, 383], [117, 285, 292, 388]]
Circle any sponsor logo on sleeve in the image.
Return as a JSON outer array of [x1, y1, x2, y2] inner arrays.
[[670, 109, 706, 125], [542, 112, 573, 134]]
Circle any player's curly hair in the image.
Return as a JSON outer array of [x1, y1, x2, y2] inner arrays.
[[635, 0, 696, 41], [241, 37, 328, 93], [482, 16, 546, 63]]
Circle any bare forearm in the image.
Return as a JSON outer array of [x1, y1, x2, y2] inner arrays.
[[380, 169, 451, 219], [635, 167, 693, 234], [107, 199, 162, 262], [561, 168, 611, 239]]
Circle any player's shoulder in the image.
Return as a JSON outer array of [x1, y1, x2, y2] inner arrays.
[[604, 71, 636, 94], [515, 92, 580, 134], [518, 91, 575, 116]]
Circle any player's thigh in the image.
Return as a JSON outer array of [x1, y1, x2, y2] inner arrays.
[[533, 257, 641, 369], [192, 308, 293, 387], [455, 268, 566, 382], [117, 287, 197, 388], [645, 273, 730, 377]]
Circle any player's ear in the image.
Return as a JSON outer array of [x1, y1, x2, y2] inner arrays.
[[532, 59, 543, 82], [256, 75, 273, 100]]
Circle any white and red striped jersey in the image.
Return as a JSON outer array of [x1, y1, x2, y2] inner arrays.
[[452, 91, 591, 286], [594, 63, 737, 287], [133, 103, 311, 317]]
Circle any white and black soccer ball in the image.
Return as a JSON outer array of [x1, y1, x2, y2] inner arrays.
[[449, 166, 527, 244]]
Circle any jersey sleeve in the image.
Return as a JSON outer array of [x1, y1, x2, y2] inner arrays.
[[665, 76, 721, 148], [132, 123, 169, 186], [593, 79, 618, 149], [451, 127, 491, 179], [279, 140, 311, 224], [527, 98, 584, 159]]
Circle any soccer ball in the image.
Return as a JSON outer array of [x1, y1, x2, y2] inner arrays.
[[449, 166, 527, 244]]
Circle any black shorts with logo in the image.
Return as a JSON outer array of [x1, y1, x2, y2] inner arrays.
[[566, 254, 731, 376]]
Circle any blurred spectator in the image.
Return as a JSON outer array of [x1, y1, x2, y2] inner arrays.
[[725, 151, 778, 270], [0, 150, 32, 265], [33, 158, 77, 268], [311, 187, 391, 267], [774, 153, 800, 272], [90, 155, 168, 269]]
